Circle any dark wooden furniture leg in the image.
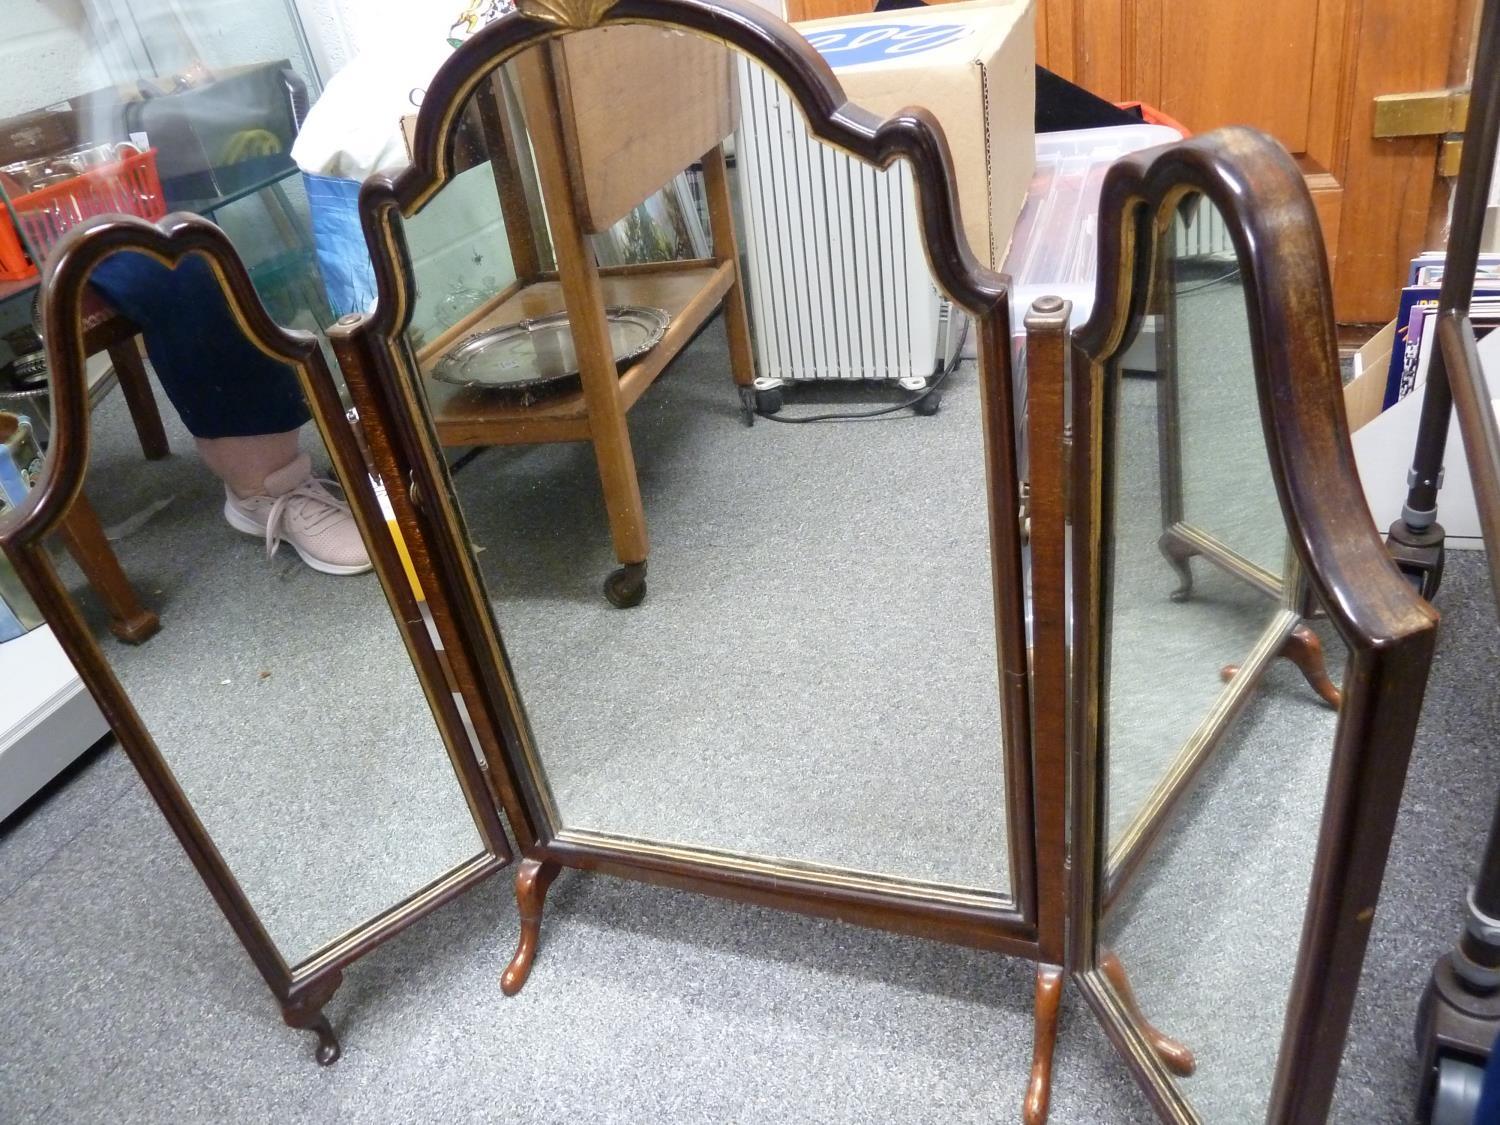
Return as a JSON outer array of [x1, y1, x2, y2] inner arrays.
[[55, 493, 160, 644], [1023, 964, 1065, 1125], [1100, 949, 1196, 1076], [1156, 530, 1196, 602], [1221, 623, 1342, 709], [502, 857, 562, 996], [280, 970, 344, 1065], [105, 338, 169, 461]]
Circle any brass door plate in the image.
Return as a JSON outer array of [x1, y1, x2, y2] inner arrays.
[[1373, 88, 1470, 138]]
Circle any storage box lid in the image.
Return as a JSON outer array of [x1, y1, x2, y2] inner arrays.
[[1006, 123, 1182, 330], [800, 0, 1030, 73]]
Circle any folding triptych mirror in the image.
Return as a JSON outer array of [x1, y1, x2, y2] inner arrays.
[[1, 1, 1443, 1120]]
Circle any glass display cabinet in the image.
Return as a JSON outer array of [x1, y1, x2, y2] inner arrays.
[[0, 0, 327, 325]]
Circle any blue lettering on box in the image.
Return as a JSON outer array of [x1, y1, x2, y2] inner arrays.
[[803, 23, 973, 67]]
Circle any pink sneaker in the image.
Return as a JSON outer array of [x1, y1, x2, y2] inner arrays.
[[222, 454, 373, 576]]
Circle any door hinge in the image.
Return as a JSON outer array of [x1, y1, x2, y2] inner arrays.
[[1439, 136, 1465, 177]]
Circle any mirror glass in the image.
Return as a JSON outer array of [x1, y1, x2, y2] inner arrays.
[[1095, 193, 1344, 1118], [1103, 196, 1290, 863], [0, 293, 49, 642], [399, 39, 1019, 896], [41, 251, 488, 965], [1157, 198, 1288, 591]]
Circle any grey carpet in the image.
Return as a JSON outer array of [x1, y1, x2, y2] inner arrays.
[[450, 319, 1010, 894], [1, 314, 1497, 1122]]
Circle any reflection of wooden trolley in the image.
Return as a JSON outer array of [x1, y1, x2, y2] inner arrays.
[[413, 30, 755, 606]]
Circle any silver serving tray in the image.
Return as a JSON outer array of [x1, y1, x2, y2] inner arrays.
[[431, 305, 670, 401]]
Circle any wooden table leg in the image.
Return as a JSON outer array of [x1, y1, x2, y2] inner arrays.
[[1024, 964, 1065, 1125], [701, 143, 755, 390], [518, 47, 649, 607], [55, 493, 159, 644], [106, 338, 170, 461]]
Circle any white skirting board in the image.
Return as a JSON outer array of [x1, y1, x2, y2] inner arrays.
[[0, 626, 108, 822]]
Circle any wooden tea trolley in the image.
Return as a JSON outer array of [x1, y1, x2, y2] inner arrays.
[[413, 30, 755, 606]]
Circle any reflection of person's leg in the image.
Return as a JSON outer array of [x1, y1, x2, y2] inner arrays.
[[89, 252, 369, 575]]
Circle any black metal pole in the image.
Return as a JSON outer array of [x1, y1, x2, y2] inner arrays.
[[1412, 18, 1500, 1116], [1459, 793, 1500, 975], [1397, 0, 1500, 521]]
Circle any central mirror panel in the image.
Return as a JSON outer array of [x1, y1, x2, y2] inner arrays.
[[1095, 191, 1343, 1118], [397, 36, 1023, 897]]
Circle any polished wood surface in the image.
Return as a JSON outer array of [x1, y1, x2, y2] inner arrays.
[[700, 145, 756, 391], [1068, 126, 1440, 1124], [474, 72, 546, 281], [420, 265, 733, 446], [103, 337, 169, 461], [5, 214, 515, 1063], [1220, 623, 1344, 710], [1023, 964, 1065, 1125], [1100, 950, 1196, 1077], [1024, 295, 1072, 965], [550, 27, 736, 233], [502, 856, 563, 995], [1037, 0, 1465, 324], [55, 492, 159, 644], [516, 43, 650, 569]]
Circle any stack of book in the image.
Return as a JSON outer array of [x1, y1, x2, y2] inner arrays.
[[1385, 251, 1500, 409]]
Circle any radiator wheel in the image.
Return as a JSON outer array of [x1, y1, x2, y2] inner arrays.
[[913, 389, 942, 417], [754, 386, 784, 415]]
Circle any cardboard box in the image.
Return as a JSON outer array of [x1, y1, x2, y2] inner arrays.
[[796, 0, 1036, 269], [1344, 319, 1497, 549]]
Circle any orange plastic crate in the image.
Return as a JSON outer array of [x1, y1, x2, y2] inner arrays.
[[0, 148, 166, 281]]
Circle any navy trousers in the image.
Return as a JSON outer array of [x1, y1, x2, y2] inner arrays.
[[89, 252, 310, 439]]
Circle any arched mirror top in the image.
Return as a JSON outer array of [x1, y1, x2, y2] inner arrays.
[[1074, 125, 1435, 649], [349, 0, 1010, 328]]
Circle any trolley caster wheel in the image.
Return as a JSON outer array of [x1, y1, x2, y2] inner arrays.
[[1386, 519, 1445, 600], [913, 389, 942, 416], [1430, 1054, 1485, 1125], [755, 387, 783, 415], [604, 562, 647, 608], [738, 386, 756, 427]]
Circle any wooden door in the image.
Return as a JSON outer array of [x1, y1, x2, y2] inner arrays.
[[1037, 0, 1475, 324], [787, 0, 1474, 324]]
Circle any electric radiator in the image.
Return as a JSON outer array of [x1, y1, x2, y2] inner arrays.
[[733, 57, 960, 386], [1175, 205, 1238, 262]]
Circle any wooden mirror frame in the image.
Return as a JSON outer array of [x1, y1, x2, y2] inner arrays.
[[0, 213, 516, 1065], [1056, 127, 1440, 1123], [328, 0, 1069, 1118]]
